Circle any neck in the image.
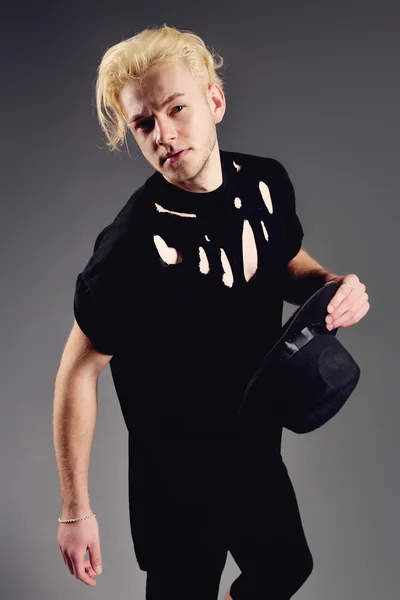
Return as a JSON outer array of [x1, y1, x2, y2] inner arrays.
[[163, 144, 223, 194]]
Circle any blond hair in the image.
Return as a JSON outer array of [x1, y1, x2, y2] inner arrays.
[[95, 23, 225, 152]]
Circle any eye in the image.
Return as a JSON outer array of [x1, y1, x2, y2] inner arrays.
[[136, 106, 185, 131], [137, 119, 152, 131]]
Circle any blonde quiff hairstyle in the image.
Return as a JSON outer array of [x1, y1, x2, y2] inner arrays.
[[95, 24, 225, 152]]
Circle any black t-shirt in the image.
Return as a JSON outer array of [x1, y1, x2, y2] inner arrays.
[[73, 148, 303, 439], [73, 148, 304, 566]]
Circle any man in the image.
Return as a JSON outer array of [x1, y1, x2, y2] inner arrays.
[[53, 24, 370, 600]]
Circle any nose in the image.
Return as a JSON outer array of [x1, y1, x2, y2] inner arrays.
[[154, 117, 177, 146]]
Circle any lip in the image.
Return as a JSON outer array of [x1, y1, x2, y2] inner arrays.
[[164, 149, 189, 164]]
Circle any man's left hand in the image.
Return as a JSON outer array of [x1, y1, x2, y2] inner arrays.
[[323, 274, 370, 330]]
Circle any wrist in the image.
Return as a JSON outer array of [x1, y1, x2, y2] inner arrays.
[[60, 502, 93, 519], [284, 269, 338, 305], [323, 271, 339, 284]]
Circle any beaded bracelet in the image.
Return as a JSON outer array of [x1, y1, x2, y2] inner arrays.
[[58, 513, 96, 523]]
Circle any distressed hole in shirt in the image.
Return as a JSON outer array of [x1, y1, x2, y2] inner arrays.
[[234, 197, 242, 209], [154, 202, 196, 219], [260, 220, 269, 241], [242, 219, 258, 281], [220, 247, 233, 287], [259, 181, 273, 214], [153, 235, 183, 265], [233, 160, 242, 172], [198, 246, 210, 274]]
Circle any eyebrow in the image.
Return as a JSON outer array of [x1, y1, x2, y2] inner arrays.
[[129, 92, 186, 124]]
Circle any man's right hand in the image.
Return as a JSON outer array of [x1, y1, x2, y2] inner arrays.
[[57, 513, 103, 586]]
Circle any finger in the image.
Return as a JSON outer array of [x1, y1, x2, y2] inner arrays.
[[330, 293, 368, 328], [84, 559, 98, 577], [327, 276, 359, 310], [327, 284, 366, 322], [333, 300, 370, 328], [88, 542, 103, 575], [326, 291, 349, 319], [71, 554, 97, 586], [62, 551, 74, 575]]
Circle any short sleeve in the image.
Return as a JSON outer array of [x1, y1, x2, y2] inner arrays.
[[93, 225, 111, 254], [72, 189, 155, 356], [73, 272, 118, 356], [273, 159, 304, 264]]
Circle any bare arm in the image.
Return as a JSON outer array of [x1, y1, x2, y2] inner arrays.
[[53, 319, 113, 518], [54, 320, 112, 585], [284, 248, 338, 306]]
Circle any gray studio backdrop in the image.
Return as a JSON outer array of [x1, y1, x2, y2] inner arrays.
[[2, 1, 399, 599]]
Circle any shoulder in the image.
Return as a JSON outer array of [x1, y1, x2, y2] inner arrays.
[[80, 183, 153, 292], [92, 183, 151, 255], [221, 149, 290, 179]]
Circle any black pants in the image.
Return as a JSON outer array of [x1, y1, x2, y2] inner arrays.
[[144, 441, 314, 600]]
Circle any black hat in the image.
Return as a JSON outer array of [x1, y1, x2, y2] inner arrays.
[[238, 281, 361, 434]]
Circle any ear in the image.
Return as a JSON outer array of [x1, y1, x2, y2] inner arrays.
[[207, 83, 226, 124]]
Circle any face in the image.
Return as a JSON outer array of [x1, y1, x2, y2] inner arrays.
[[119, 59, 226, 192]]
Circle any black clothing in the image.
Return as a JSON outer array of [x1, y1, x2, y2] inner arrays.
[[73, 149, 307, 576], [145, 461, 313, 600]]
